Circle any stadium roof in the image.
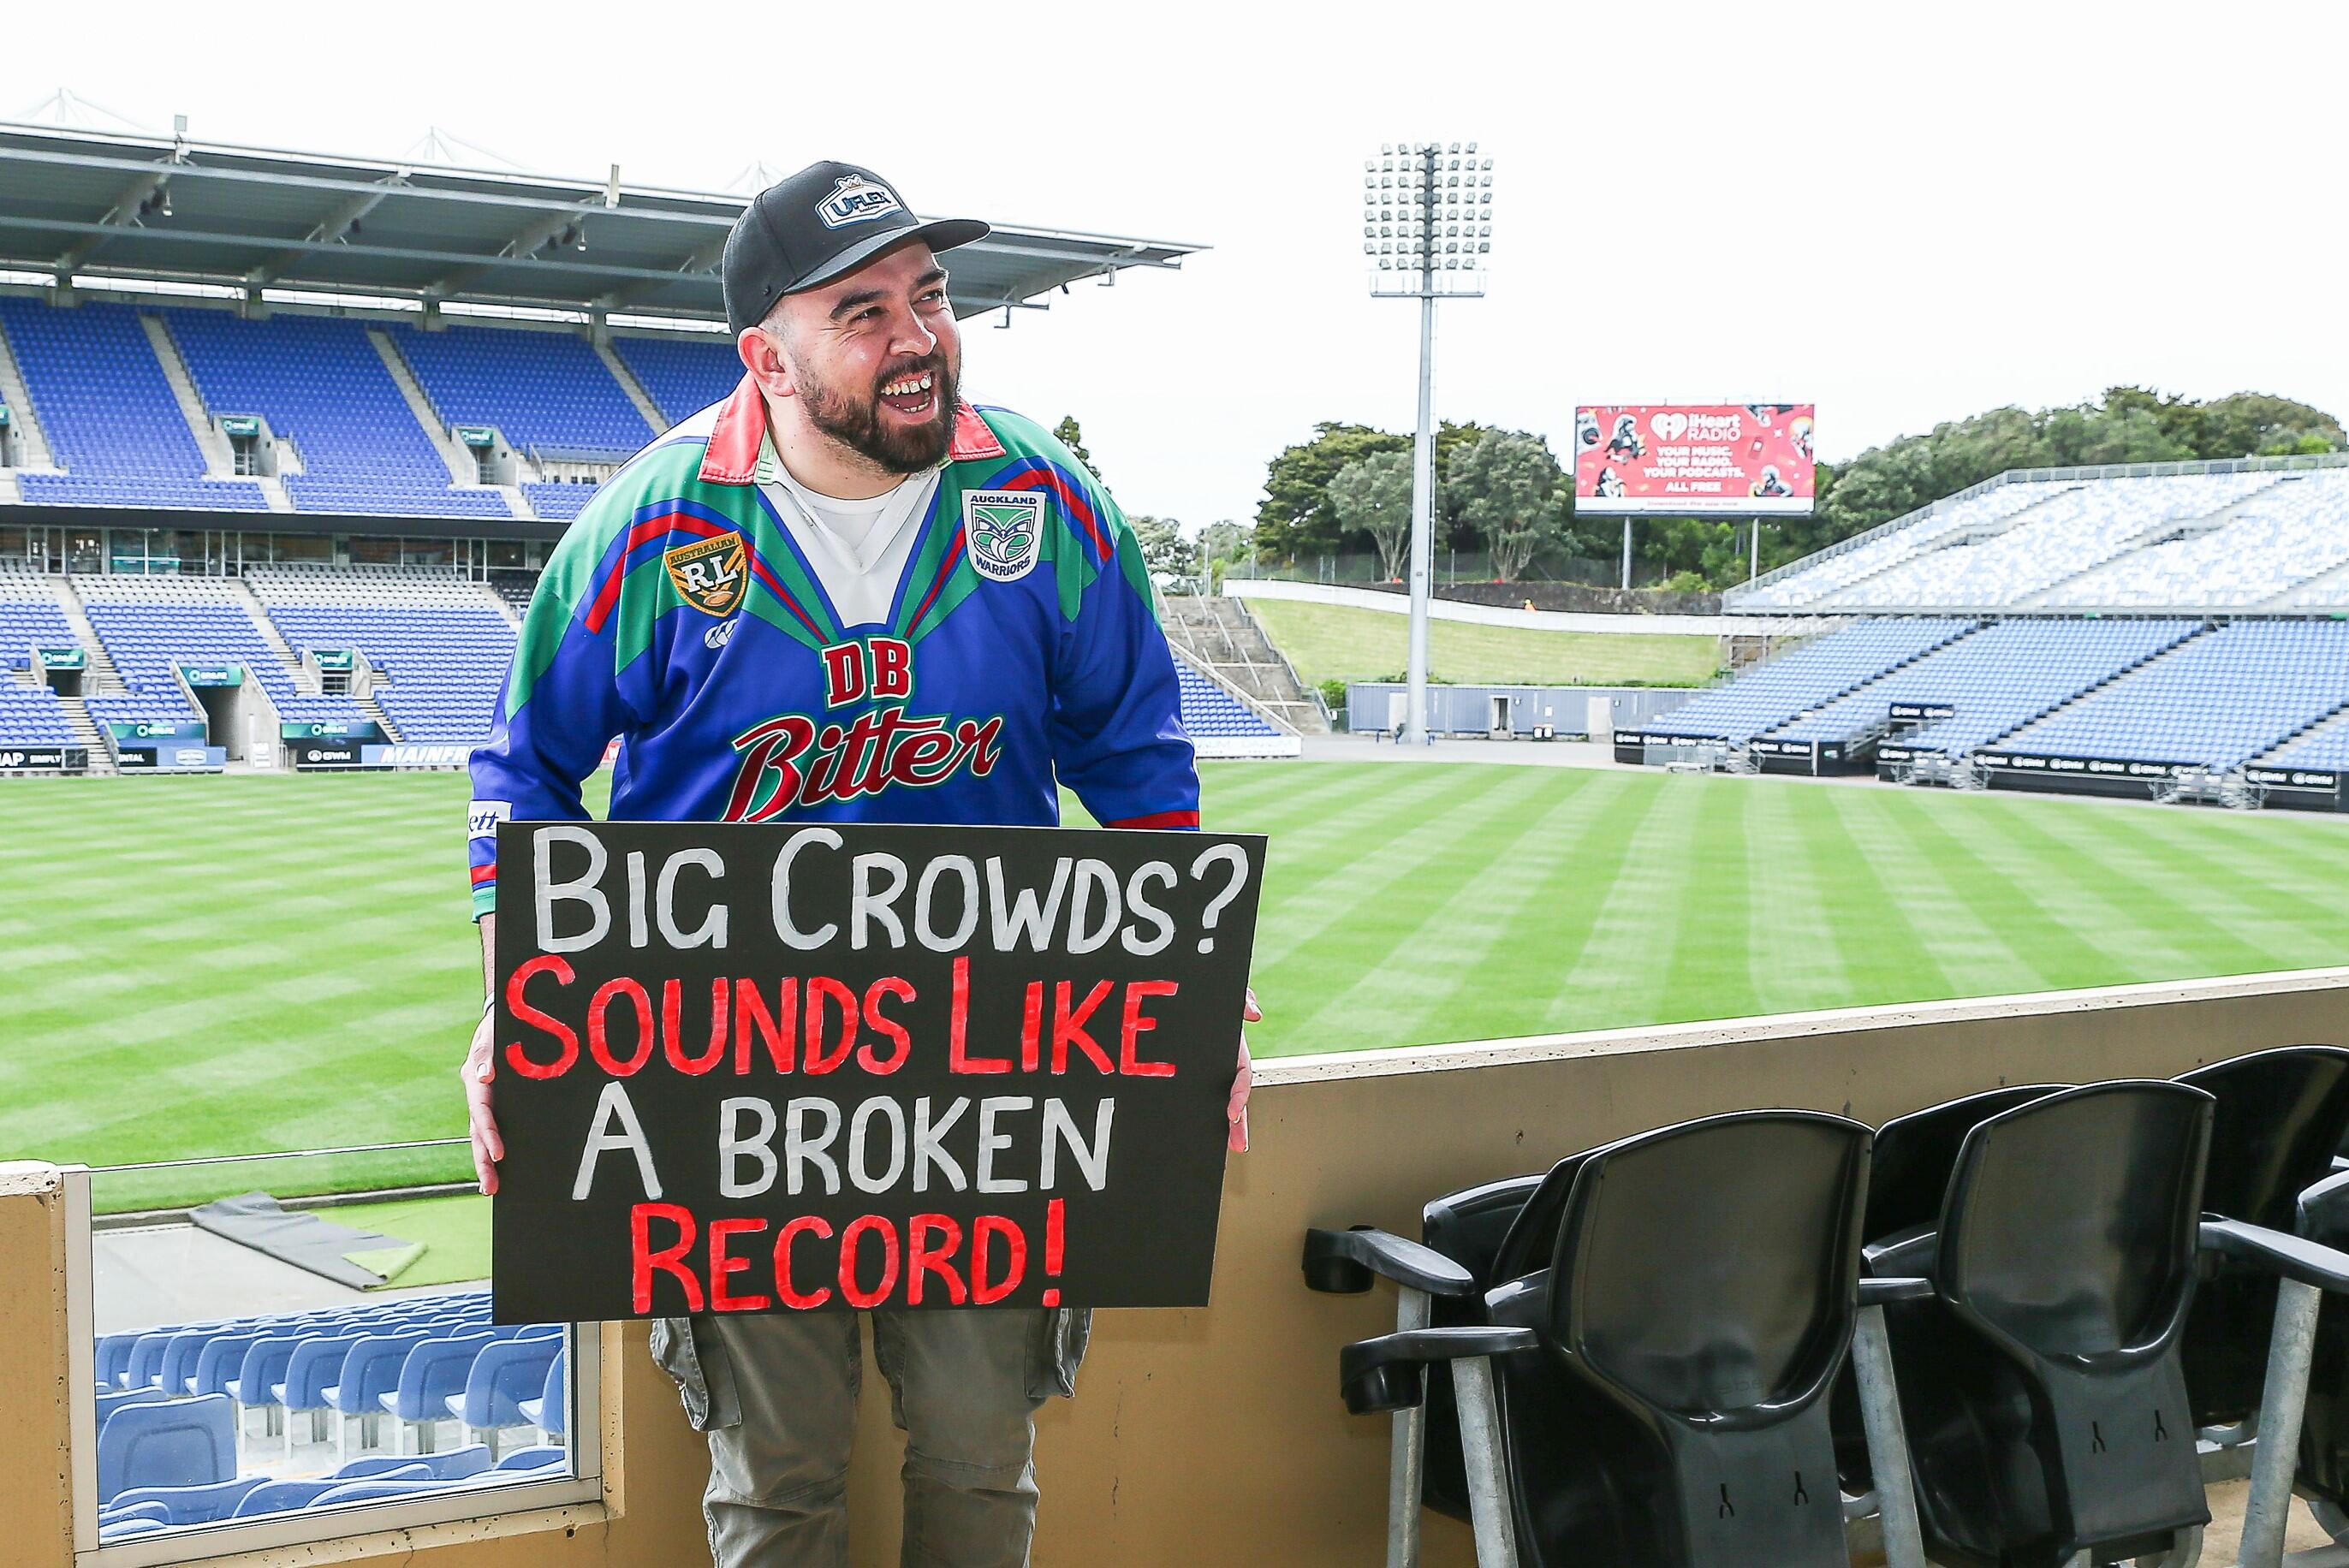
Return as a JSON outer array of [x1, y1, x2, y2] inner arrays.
[[0, 122, 1202, 324]]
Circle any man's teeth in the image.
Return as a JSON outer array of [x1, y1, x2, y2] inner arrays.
[[882, 373, 935, 398]]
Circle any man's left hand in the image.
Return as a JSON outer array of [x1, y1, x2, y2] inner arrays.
[[1229, 987, 1260, 1153]]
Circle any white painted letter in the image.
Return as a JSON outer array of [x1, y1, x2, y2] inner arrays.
[[976, 1096, 1033, 1194], [534, 824, 610, 953], [784, 1097, 842, 1196], [572, 1080, 661, 1200], [717, 1096, 778, 1198], [657, 848, 729, 949], [770, 829, 842, 950]]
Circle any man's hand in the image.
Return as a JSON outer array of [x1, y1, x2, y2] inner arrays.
[[1229, 987, 1261, 1153], [465, 1006, 503, 1194]]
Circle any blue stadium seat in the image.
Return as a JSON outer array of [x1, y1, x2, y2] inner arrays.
[[92, 1333, 140, 1391], [231, 1476, 346, 1517], [1644, 620, 1977, 744], [390, 322, 654, 460], [186, 1331, 261, 1398], [496, 1445, 566, 1471], [104, 1475, 268, 1525], [224, 1333, 305, 1427], [611, 333, 740, 424], [516, 1345, 566, 1435], [336, 1445, 491, 1482], [95, 1393, 235, 1503], [0, 298, 268, 511], [446, 1337, 560, 1435], [95, 1387, 171, 1430], [274, 1331, 366, 1447], [378, 1332, 495, 1452]]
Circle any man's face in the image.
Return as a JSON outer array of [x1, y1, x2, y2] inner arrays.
[[746, 242, 963, 474]]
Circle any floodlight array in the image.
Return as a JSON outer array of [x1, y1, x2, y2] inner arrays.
[[1363, 140, 1494, 274]]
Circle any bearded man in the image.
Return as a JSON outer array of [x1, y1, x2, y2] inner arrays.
[[460, 162, 1254, 1566]]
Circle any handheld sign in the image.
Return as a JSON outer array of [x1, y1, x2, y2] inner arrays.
[[489, 821, 1264, 1323]]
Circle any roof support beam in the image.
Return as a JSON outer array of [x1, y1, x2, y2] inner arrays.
[[246, 176, 405, 288], [51, 164, 175, 277], [427, 207, 592, 300]]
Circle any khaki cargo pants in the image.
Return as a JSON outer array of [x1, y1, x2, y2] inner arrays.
[[651, 1309, 1091, 1568]]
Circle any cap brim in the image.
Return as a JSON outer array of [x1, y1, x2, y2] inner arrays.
[[789, 217, 993, 294]]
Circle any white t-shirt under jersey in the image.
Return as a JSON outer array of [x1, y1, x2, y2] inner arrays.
[[755, 434, 940, 628]]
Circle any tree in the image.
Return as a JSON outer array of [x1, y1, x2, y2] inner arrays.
[[1328, 450, 1418, 580], [1251, 422, 1408, 561], [1448, 431, 1563, 581], [1198, 520, 1249, 567], [1128, 515, 1197, 580], [1052, 416, 1098, 483]]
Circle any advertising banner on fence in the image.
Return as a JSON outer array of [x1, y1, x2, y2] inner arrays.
[[489, 820, 1266, 1323], [1573, 403, 1816, 515]]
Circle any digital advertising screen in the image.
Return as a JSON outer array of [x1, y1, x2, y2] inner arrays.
[[1573, 404, 1817, 515]]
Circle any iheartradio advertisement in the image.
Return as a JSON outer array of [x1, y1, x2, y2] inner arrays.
[[1573, 404, 1817, 515]]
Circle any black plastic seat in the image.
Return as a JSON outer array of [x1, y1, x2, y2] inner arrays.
[[1335, 1110, 1882, 1567], [1870, 1080, 2215, 1568], [1832, 1084, 2071, 1492], [2175, 1046, 2349, 1430]]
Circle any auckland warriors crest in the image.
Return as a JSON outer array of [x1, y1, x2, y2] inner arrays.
[[963, 491, 1044, 583]]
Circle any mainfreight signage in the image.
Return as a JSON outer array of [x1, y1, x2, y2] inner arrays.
[[365, 742, 476, 768], [1573, 403, 1817, 516]]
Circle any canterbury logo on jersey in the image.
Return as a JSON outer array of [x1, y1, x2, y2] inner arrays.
[[723, 707, 1005, 823]]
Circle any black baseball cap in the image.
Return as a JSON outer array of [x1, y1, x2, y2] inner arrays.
[[723, 161, 990, 336]]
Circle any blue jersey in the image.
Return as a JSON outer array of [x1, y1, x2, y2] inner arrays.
[[467, 374, 1198, 918]]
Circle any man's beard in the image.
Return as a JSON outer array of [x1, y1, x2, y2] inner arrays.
[[798, 354, 960, 476]]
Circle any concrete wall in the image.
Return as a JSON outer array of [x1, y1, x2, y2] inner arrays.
[[1223, 576, 1823, 638], [8, 968, 2347, 1567], [1346, 681, 1699, 738]]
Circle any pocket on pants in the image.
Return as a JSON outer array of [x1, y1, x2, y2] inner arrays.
[[1025, 1307, 1092, 1401], [650, 1315, 742, 1432]]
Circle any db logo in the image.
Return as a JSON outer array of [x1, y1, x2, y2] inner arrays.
[[1651, 412, 1689, 441]]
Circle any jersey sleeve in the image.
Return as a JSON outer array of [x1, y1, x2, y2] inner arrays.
[[1047, 492, 1201, 831], [466, 528, 650, 919]]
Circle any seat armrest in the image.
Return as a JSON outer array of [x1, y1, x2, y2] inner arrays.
[[1337, 1326, 1541, 1415], [2201, 1217, 2349, 1293], [1864, 1224, 1938, 1282], [1303, 1226, 1476, 1298], [1858, 1276, 1933, 1306], [2299, 1167, 2349, 1243]]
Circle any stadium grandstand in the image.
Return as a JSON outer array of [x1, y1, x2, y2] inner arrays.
[[0, 121, 1305, 775], [1618, 453, 2349, 810]]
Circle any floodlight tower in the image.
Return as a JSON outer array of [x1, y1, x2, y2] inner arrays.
[[1365, 141, 1493, 746]]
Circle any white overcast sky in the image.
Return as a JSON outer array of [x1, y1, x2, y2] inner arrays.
[[7, 0, 2346, 528]]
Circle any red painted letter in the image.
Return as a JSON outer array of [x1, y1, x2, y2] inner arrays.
[[949, 956, 1008, 1073], [708, 1217, 770, 1312], [859, 977, 917, 1074], [587, 977, 657, 1076], [1118, 980, 1180, 1077], [630, 1202, 704, 1314], [774, 1215, 834, 1310], [734, 978, 797, 1075], [504, 953, 578, 1078], [1051, 981, 1116, 1075], [971, 1215, 1027, 1305], [838, 1215, 901, 1309], [804, 977, 859, 1073], [907, 1214, 968, 1306], [664, 977, 731, 1075]]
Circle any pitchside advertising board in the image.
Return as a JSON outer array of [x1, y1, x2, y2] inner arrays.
[[488, 821, 1266, 1323], [1574, 404, 1817, 515]]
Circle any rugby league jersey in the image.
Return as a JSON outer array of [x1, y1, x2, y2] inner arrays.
[[466, 374, 1198, 919]]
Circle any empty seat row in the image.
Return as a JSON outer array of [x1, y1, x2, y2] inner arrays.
[[1307, 1046, 2349, 1567]]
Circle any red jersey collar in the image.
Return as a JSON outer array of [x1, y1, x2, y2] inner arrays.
[[697, 372, 1004, 485]]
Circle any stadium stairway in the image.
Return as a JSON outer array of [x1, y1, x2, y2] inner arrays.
[[363, 330, 487, 490], [1160, 596, 1326, 734], [0, 307, 58, 472], [591, 340, 671, 436], [138, 316, 246, 489], [230, 580, 318, 696]]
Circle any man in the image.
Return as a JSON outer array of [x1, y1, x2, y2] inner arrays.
[[459, 161, 1253, 1566]]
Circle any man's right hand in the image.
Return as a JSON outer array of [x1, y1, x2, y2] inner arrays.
[[464, 1006, 503, 1195]]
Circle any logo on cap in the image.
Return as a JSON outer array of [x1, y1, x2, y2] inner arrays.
[[818, 175, 903, 229]]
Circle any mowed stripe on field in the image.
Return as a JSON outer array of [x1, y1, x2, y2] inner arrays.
[[4, 764, 2349, 1182]]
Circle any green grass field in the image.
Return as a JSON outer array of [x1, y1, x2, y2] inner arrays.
[[9, 763, 2349, 1204], [1242, 597, 1724, 688]]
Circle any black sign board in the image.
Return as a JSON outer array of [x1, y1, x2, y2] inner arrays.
[[490, 821, 1265, 1323], [293, 738, 366, 769]]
